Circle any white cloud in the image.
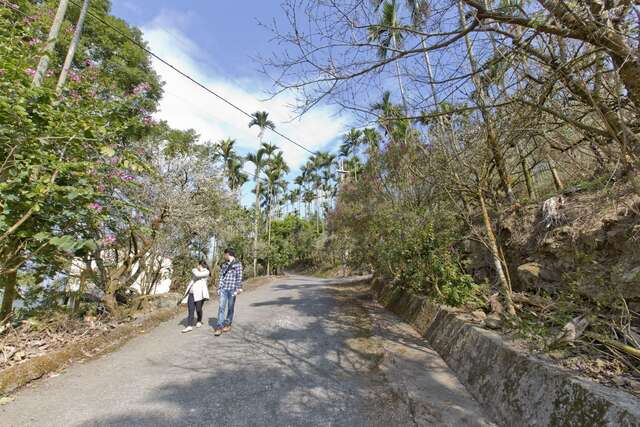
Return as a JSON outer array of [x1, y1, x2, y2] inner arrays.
[[141, 15, 350, 179]]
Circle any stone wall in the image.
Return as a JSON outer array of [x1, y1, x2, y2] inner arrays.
[[372, 280, 640, 427]]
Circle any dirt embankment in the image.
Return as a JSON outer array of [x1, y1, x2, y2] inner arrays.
[[461, 183, 640, 393]]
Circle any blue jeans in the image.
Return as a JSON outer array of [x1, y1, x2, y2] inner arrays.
[[216, 289, 236, 329]]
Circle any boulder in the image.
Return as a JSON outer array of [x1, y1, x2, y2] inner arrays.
[[471, 310, 487, 323], [485, 314, 502, 330], [517, 262, 560, 292], [146, 292, 181, 309]]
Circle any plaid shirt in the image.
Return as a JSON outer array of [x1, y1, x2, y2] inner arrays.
[[218, 260, 243, 292]]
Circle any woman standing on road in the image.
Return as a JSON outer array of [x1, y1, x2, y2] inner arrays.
[[181, 260, 211, 333]]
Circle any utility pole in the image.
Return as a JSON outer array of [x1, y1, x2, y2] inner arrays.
[[32, 0, 70, 88], [56, 0, 91, 95]]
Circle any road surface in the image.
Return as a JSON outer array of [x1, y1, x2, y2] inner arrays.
[[1, 275, 495, 426]]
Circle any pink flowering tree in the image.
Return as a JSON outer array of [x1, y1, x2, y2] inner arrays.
[[0, 1, 163, 320]]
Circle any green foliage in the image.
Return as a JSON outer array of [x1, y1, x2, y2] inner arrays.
[[0, 1, 245, 318], [0, 2, 156, 274], [328, 125, 483, 307], [267, 215, 318, 272]]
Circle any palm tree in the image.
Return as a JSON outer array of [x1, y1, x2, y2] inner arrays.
[[319, 152, 337, 218], [289, 188, 302, 216], [369, 0, 408, 110], [339, 128, 363, 182], [246, 148, 268, 277], [249, 111, 275, 141], [247, 111, 275, 276], [260, 142, 278, 159], [302, 158, 322, 233], [264, 151, 290, 275], [303, 190, 316, 225], [371, 91, 404, 136], [344, 157, 364, 184], [227, 158, 249, 191], [362, 128, 382, 156], [293, 175, 306, 216], [217, 138, 236, 164], [216, 138, 247, 191], [371, 92, 411, 144], [307, 151, 336, 232]]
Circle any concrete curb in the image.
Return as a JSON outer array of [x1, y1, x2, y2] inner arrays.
[[0, 306, 179, 396], [372, 280, 640, 427]]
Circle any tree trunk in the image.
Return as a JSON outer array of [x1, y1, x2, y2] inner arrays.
[[458, 1, 514, 203], [516, 143, 536, 199], [478, 189, 516, 316], [253, 178, 261, 277], [56, 0, 90, 94], [0, 269, 17, 324], [33, 0, 70, 88], [102, 292, 117, 314], [393, 38, 408, 112], [522, 156, 535, 199], [267, 191, 272, 276], [315, 188, 321, 233], [547, 154, 564, 191]]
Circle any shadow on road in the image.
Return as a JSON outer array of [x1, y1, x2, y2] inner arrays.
[[70, 277, 485, 427]]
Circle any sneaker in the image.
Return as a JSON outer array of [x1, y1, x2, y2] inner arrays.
[[213, 328, 222, 336], [181, 326, 193, 333], [222, 325, 231, 333], [196, 322, 202, 328]]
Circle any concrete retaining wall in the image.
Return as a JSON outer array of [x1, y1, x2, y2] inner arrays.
[[372, 280, 640, 427]]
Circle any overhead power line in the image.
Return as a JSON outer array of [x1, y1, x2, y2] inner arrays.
[[67, 0, 318, 156]]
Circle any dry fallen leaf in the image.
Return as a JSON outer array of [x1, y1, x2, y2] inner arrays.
[[0, 396, 16, 405]]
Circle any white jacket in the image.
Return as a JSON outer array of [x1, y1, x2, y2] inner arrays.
[[182, 268, 210, 303]]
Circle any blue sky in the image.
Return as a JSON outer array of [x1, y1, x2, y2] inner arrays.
[[111, 1, 280, 77], [110, 1, 351, 204]]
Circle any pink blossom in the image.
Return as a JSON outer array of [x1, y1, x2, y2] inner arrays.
[[28, 38, 41, 47], [23, 15, 38, 23], [132, 82, 150, 95], [142, 115, 154, 125], [84, 59, 97, 68], [25, 68, 36, 77], [45, 70, 54, 77], [0, 69, 5, 76], [102, 234, 116, 246], [65, 25, 75, 34], [68, 70, 81, 82], [88, 202, 103, 212], [110, 156, 119, 165], [97, 184, 106, 193], [114, 170, 135, 181]]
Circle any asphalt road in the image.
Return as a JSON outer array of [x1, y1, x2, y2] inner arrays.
[[1, 275, 495, 427]]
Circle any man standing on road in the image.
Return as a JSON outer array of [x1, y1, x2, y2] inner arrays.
[[214, 248, 243, 336]]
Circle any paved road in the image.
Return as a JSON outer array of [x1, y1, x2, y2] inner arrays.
[[1, 275, 494, 426]]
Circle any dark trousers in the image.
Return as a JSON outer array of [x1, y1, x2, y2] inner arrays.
[[187, 293, 203, 326]]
